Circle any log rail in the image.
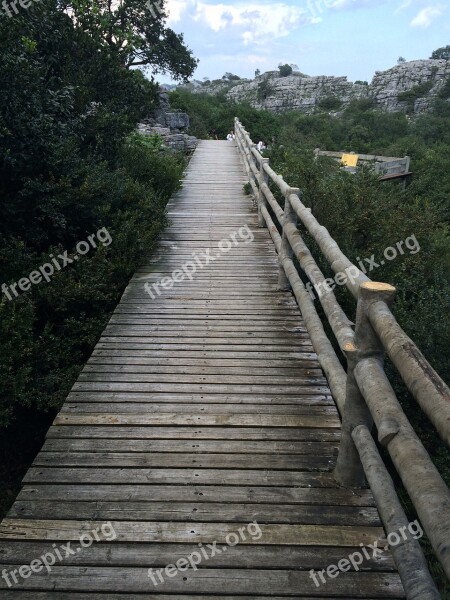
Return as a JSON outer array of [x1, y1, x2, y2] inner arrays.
[[235, 117, 450, 600]]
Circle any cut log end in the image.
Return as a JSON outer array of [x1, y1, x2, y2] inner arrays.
[[361, 281, 396, 293]]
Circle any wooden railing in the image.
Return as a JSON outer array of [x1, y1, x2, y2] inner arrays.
[[234, 117, 450, 600]]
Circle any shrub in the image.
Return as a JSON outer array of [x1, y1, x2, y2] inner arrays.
[[278, 64, 293, 77]]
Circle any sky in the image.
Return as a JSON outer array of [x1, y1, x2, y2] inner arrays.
[[159, 0, 450, 84]]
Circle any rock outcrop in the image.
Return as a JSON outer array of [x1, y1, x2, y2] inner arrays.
[[369, 60, 450, 113], [227, 72, 368, 113], [138, 92, 198, 153], [190, 60, 450, 115]]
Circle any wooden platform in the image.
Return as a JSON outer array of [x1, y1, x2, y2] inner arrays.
[[0, 141, 404, 598]]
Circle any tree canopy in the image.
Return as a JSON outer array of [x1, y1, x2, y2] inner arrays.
[[278, 64, 293, 77], [59, 0, 198, 80], [0, 0, 192, 429], [431, 46, 450, 61]]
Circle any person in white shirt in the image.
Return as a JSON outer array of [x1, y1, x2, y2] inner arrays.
[[227, 131, 235, 141], [257, 140, 266, 151]]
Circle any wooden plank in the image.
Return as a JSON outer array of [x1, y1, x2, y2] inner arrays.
[[60, 403, 337, 415], [0, 519, 384, 546], [8, 501, 380, 526], [46, 425, 341, 441], [0, 566, 405, 596], [91, 349, 319, 360], [0, 541, 393, 569], [71, 383, 331, 395], [66, 392, 334, 405], [32, 451, 333, 470], [41, 438, 339, 455], [23, 468, 339, 486], [76, 373, 328, 386], [84, 358, 322, 369], [0, 595, 404, 600], [53, 413, 340, 428], [96, 337, 315, 346], [16, 484, 375, 506]]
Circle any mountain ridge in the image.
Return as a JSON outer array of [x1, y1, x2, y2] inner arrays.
[[184, 59, 450, 115]]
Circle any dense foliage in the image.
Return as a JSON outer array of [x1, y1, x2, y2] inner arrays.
[[431, 45, 450, 60], [0, 0, 187, 508], [278, 64, 293, 77], [59, 0, 197, 77]]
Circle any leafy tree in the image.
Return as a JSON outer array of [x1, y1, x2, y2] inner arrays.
[[255, 69, 261, 77], [278, 64, 293, 77], [430, 46, 450, 60], [0, 0, 186, 429], [59, 0, 198, 80], [317, 96, 342, 111], [397, 56, 407, 64], [222, 72, 241, 81]]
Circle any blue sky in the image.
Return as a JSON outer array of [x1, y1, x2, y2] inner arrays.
[[161, 0, 449, 83]]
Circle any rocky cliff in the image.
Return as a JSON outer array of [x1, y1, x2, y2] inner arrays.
[[193, 60, 450, 115], [138, 92, 198, 153], [370, 60, 450, 113]]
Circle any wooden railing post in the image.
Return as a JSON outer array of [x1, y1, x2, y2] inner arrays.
[[277, 188, 299, 290], [258, 158, 269, 227], [334, 282, 396, 487]]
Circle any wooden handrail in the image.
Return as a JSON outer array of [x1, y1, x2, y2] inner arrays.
[[234, 117, 449, 596]]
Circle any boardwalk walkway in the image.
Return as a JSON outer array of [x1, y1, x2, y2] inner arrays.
[[0, 141, 404, 598]]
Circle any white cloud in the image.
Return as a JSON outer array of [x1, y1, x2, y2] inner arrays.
[[394, 0, 414, 15], [192, 2, 312, 44], [410, 4, 444, 27], [327, 0, 381, 9], [166, 0, 190, 24]]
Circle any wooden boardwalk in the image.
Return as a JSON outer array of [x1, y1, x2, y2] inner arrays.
[[0, 141, 404, 598]]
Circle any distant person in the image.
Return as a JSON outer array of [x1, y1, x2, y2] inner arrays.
[[209, 128, 218, 140], [257, 140, 266, 152], [227, 131, 235, 141]]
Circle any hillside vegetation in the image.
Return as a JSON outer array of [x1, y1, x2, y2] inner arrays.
[[0, 0, 194, 514]]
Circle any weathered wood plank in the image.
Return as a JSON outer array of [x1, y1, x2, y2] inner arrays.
[[23, 468, 339, 486], [41, 438, 339, 455], [0, 594, 404, 600], [0, 566, 405, 596], [46, 425, 341, 440], [16, 484, 375, 506], [0, 541, 393, 569], [0, 519, 384, 546], [8, 501, 380, 526], [60, 403, 337, 415], [32, 451, 333, 470], [53, 413, 340, 428], [71, 383, 331, 395], [66, 392, 334, 405]]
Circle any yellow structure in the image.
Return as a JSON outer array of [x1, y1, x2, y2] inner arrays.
[[341, 153, 359, 167]]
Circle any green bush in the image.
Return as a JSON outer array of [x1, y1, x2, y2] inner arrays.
[[398, 81, 434, 112], [278, 64, 293, 77], [317, 96, 342, 111]]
